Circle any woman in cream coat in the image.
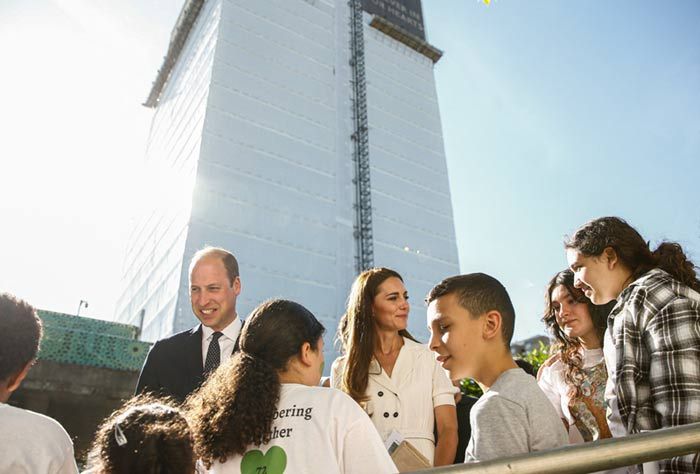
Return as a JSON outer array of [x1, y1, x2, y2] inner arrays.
[[331, 268, 458, 466]]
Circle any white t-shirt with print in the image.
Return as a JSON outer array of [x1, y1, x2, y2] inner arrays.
[[538, 348, 608, 443], [538, 349, 628, 474], [207, 384, 397, 474]]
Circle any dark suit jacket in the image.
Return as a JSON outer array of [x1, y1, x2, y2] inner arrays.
[[135, 324, 241, 403]]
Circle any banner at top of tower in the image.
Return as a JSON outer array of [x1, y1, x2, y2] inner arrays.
[[361, 0, 425, 40]]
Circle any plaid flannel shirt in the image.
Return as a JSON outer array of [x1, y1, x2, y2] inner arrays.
[[608, 268, 700, 474]]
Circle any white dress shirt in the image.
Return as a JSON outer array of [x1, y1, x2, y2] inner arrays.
[[201, 317, 242, 368]]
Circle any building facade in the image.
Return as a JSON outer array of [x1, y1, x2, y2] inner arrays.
[[115, 0, 459, 360]]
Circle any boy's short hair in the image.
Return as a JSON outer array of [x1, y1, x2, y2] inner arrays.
[[0, 293, 43, 382], [426, 273, 515, 348]]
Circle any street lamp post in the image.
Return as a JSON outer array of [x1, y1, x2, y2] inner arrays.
[[76, 299, 88, 317]]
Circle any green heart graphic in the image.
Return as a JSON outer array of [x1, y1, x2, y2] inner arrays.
[[240, 446, 287, 474]]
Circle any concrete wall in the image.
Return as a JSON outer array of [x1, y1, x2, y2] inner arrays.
[[12, 360, 139, 462]]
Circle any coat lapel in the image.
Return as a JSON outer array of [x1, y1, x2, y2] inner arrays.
[[185, 325, 204, 390], [369, 358, 401, 394], [368, 338, 415, 395]]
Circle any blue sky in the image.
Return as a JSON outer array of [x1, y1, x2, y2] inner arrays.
[[425, 0, 700, 337], [1, 0, 698, 340]]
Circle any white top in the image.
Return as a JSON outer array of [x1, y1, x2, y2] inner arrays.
[[0, 403, 78, 474], [538, 348, 607, 443], [201, 317, 242, 368], [538, 348, 630, 474], [206, 384, 397, 474], [331, 338, 458, 464]]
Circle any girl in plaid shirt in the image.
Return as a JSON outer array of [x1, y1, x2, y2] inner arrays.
[[565, 216, 700, 474]]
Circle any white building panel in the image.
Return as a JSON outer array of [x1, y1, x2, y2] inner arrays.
[[117, 0, 459, 360], [169, 0, 350, 362], [115, 0, 223, 340], [363, 13, 459, 340]]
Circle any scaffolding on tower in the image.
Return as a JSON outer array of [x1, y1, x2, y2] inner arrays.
[[349, 0, 374, 272]]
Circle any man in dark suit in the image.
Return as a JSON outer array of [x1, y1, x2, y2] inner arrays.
[[136, 247, 243, 402]]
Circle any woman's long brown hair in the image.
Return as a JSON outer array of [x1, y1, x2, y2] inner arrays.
[[337, 267, 416, 404]]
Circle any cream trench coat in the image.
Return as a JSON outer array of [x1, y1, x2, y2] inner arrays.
[[331, 337, 458, 464]]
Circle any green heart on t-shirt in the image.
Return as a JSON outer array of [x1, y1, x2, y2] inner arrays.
[[240, 446, 287, 474]]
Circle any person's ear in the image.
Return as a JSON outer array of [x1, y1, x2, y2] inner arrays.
[[232, 276, 242, 296], [5, 361, 32, 394], [299, 342, 314, 367], [603, 247, 619, 270], [482, 311, 502, 341]]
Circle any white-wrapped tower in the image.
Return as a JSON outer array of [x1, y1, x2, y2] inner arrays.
[[115, 0, 459, 361]]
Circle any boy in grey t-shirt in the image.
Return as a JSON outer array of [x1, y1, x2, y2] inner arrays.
[[427, 273, 567, 462]]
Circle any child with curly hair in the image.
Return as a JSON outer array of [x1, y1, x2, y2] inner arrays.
[[85, 394, 194, 474]]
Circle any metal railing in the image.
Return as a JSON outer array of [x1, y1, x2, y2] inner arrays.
[[412, 422, 700, 474]]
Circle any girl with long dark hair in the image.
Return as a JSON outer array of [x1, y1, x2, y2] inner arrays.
[[187, 299, 396, 474], [538, 270, 617, 446], [565, 216, 700, 473], [331, 268, 458, 466]]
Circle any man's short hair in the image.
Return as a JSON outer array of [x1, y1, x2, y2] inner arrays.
[[0, 293, 43, 381], [426, 273, 515, 348], [189, 247, 239, 286]]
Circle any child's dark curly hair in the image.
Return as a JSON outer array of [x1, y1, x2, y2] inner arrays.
[[186, 299, 324, 468], [87, 394, 194, 474]]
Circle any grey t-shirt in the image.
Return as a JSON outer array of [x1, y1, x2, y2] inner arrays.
[[466, 368, 568, 462]]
